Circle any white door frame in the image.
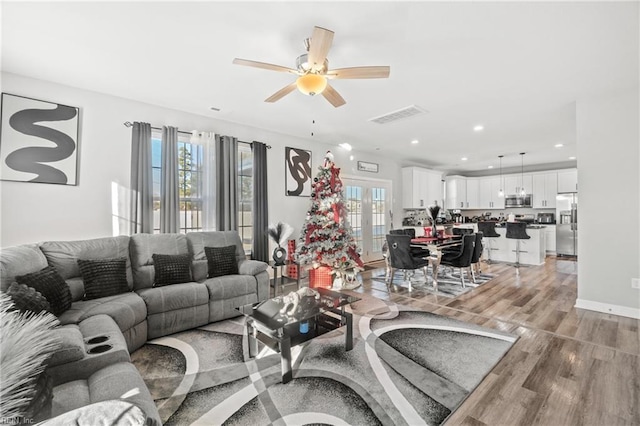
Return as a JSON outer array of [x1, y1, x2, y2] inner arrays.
[[342, 175, 393, 263]]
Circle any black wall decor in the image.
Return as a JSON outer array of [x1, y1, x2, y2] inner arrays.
[[0, 93, 80, 185], [285, 147, 311, 196]]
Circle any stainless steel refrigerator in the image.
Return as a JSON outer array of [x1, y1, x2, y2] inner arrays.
[[556, 193, 577, 256]]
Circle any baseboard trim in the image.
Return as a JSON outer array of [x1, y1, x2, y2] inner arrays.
[[575, 299, 640, 319]]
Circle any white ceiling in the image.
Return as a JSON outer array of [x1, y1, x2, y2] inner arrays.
[[2, 1, 638, 173]]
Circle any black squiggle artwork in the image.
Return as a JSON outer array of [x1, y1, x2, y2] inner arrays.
[[4, 103, 77, 184], [286, 147, 311, 196]]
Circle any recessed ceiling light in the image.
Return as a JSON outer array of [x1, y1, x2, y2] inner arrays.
[[349, 155, 354, 161], [473, 125, 484, 132], [411, 139, 419, 145], [338, 143, 352, 151], [555, 143, 564, 148], [569, 156, 576, 160], [488, 165, 494, 169], [461, 157, 468, 161]]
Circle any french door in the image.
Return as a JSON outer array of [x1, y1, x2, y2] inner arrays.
[[343, 177, 392, 263]]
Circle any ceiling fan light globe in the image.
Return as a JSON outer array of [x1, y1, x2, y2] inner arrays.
[[296, 74, 327, 96]]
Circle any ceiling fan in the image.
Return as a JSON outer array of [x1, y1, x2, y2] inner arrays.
[[232, 26, 390, 108]]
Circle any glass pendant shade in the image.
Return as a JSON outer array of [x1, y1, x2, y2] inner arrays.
[[296, 74, 327, 96]]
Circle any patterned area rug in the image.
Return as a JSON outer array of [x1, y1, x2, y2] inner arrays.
[[371, 267, 495, 297], [131, 295, 516, 425]]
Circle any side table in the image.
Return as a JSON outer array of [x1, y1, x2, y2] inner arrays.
[[269, 260, 302, 296]]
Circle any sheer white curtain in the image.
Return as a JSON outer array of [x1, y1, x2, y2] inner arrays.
[[191, 131, 217, 231]]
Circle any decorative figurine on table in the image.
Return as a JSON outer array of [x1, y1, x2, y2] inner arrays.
[[280, 287, 320, 316], [268, 222, 294, 266]]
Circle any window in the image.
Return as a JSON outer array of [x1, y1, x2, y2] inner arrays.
[[238, 143, 253, 253], [151, 132, 204, 234]]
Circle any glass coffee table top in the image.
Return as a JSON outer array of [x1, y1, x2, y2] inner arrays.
[[237, 287, 360, 331]]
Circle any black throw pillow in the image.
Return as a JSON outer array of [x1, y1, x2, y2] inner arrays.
[[78, 257, 130, 300], [205, 245, 239, 278], [15, 266, 72, 316], [6, 282, 52, 314], [152, 254, 192, 286]]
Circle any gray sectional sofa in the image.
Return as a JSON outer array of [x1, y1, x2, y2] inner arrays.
[[0, 231, 269, 425]]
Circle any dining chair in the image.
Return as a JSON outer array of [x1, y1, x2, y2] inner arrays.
[[385, 234, 430, 291], [390, 228, 430, 257], [440, 234, 475, 287], [470, 232, 484, 282], [476, 221, 500, 264]]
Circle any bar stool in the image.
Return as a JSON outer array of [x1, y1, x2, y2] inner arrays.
[[506, 222, 530, 275], [477, 221, 500, 264]]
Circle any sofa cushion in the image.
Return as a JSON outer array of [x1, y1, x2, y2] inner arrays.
[[152, 253, 192, 286], [187, 231, 246, 281], [40, 236, 133, 290], [16, 266, 72, 316], [47, 326, 85, 367], [57, 293, 146, 333], [51, 362, 161, 426], [205, 245, 239, 278], [136, 282, 209, 315], [203, 274, 257, 300], [238, 259, 269, 276], [6, 282, 51, 314], [78, 258, 130, 300], [0, 243, 49, 292], [129, 234, 189, 290], [40, 400, 147, 426]]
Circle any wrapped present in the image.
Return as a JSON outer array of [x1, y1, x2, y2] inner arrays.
[[287, 264, 299, 279], [309, 265, 333, 289], [287, 240, 296, 261]]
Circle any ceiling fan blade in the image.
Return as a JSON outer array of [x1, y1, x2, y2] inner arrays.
[[326, 66, 391, 79], [307, 26, 334, 71], [233, 58, 297, 74], [265, 82, 298, 103], [322, 83, 346, 108]]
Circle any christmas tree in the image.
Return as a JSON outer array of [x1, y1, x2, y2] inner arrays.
[[295, 152, 364, 273]]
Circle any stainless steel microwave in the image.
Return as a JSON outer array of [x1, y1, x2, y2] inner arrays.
[[505, 194, 532, 208]]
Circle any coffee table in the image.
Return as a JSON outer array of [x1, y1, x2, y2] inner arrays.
[[237, 287, 360, 383]]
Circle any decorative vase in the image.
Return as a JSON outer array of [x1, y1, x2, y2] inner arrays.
[[431, 221, 438, 238], [272, 246, 286, 265]]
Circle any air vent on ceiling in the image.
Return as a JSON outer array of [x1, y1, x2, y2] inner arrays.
[[369, 105, 428, 124]]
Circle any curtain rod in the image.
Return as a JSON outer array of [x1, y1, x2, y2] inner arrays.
[[123, 122, 271, 148]]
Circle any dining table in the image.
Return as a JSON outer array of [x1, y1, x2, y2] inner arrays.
[[411, 235, 462, 292]]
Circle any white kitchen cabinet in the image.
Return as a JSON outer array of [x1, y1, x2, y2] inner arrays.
[[557, 169, 578, 193], [503, 174, 533, 196], [466, 178, 480, 209], [402, 167, 443, 209], [532, 172, 558, 208], [478, 177, 503, 209], [445, 176, 467, 209]]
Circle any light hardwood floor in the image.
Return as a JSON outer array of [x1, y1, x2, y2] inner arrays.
[[351, 257, 640, 425]]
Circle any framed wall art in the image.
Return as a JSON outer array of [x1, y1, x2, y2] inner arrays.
[[357, 161, 379, 173], [0, 93, 80, 185], [285, 147, 312, 196]]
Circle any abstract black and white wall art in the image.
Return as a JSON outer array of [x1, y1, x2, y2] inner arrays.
[[285, 147, 311, 196], [0, 93, 80, 185]]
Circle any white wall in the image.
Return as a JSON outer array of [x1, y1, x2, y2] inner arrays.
[[0, 72, 405, 248], [576, 89, 640, 318]]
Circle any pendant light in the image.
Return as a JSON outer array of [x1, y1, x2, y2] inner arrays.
[[519, 152, 526, 196], [498, 155, 504, 197]]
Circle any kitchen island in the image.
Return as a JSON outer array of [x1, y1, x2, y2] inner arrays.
[[406, 223, 548, 266], [488, 225, 547, 266]]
